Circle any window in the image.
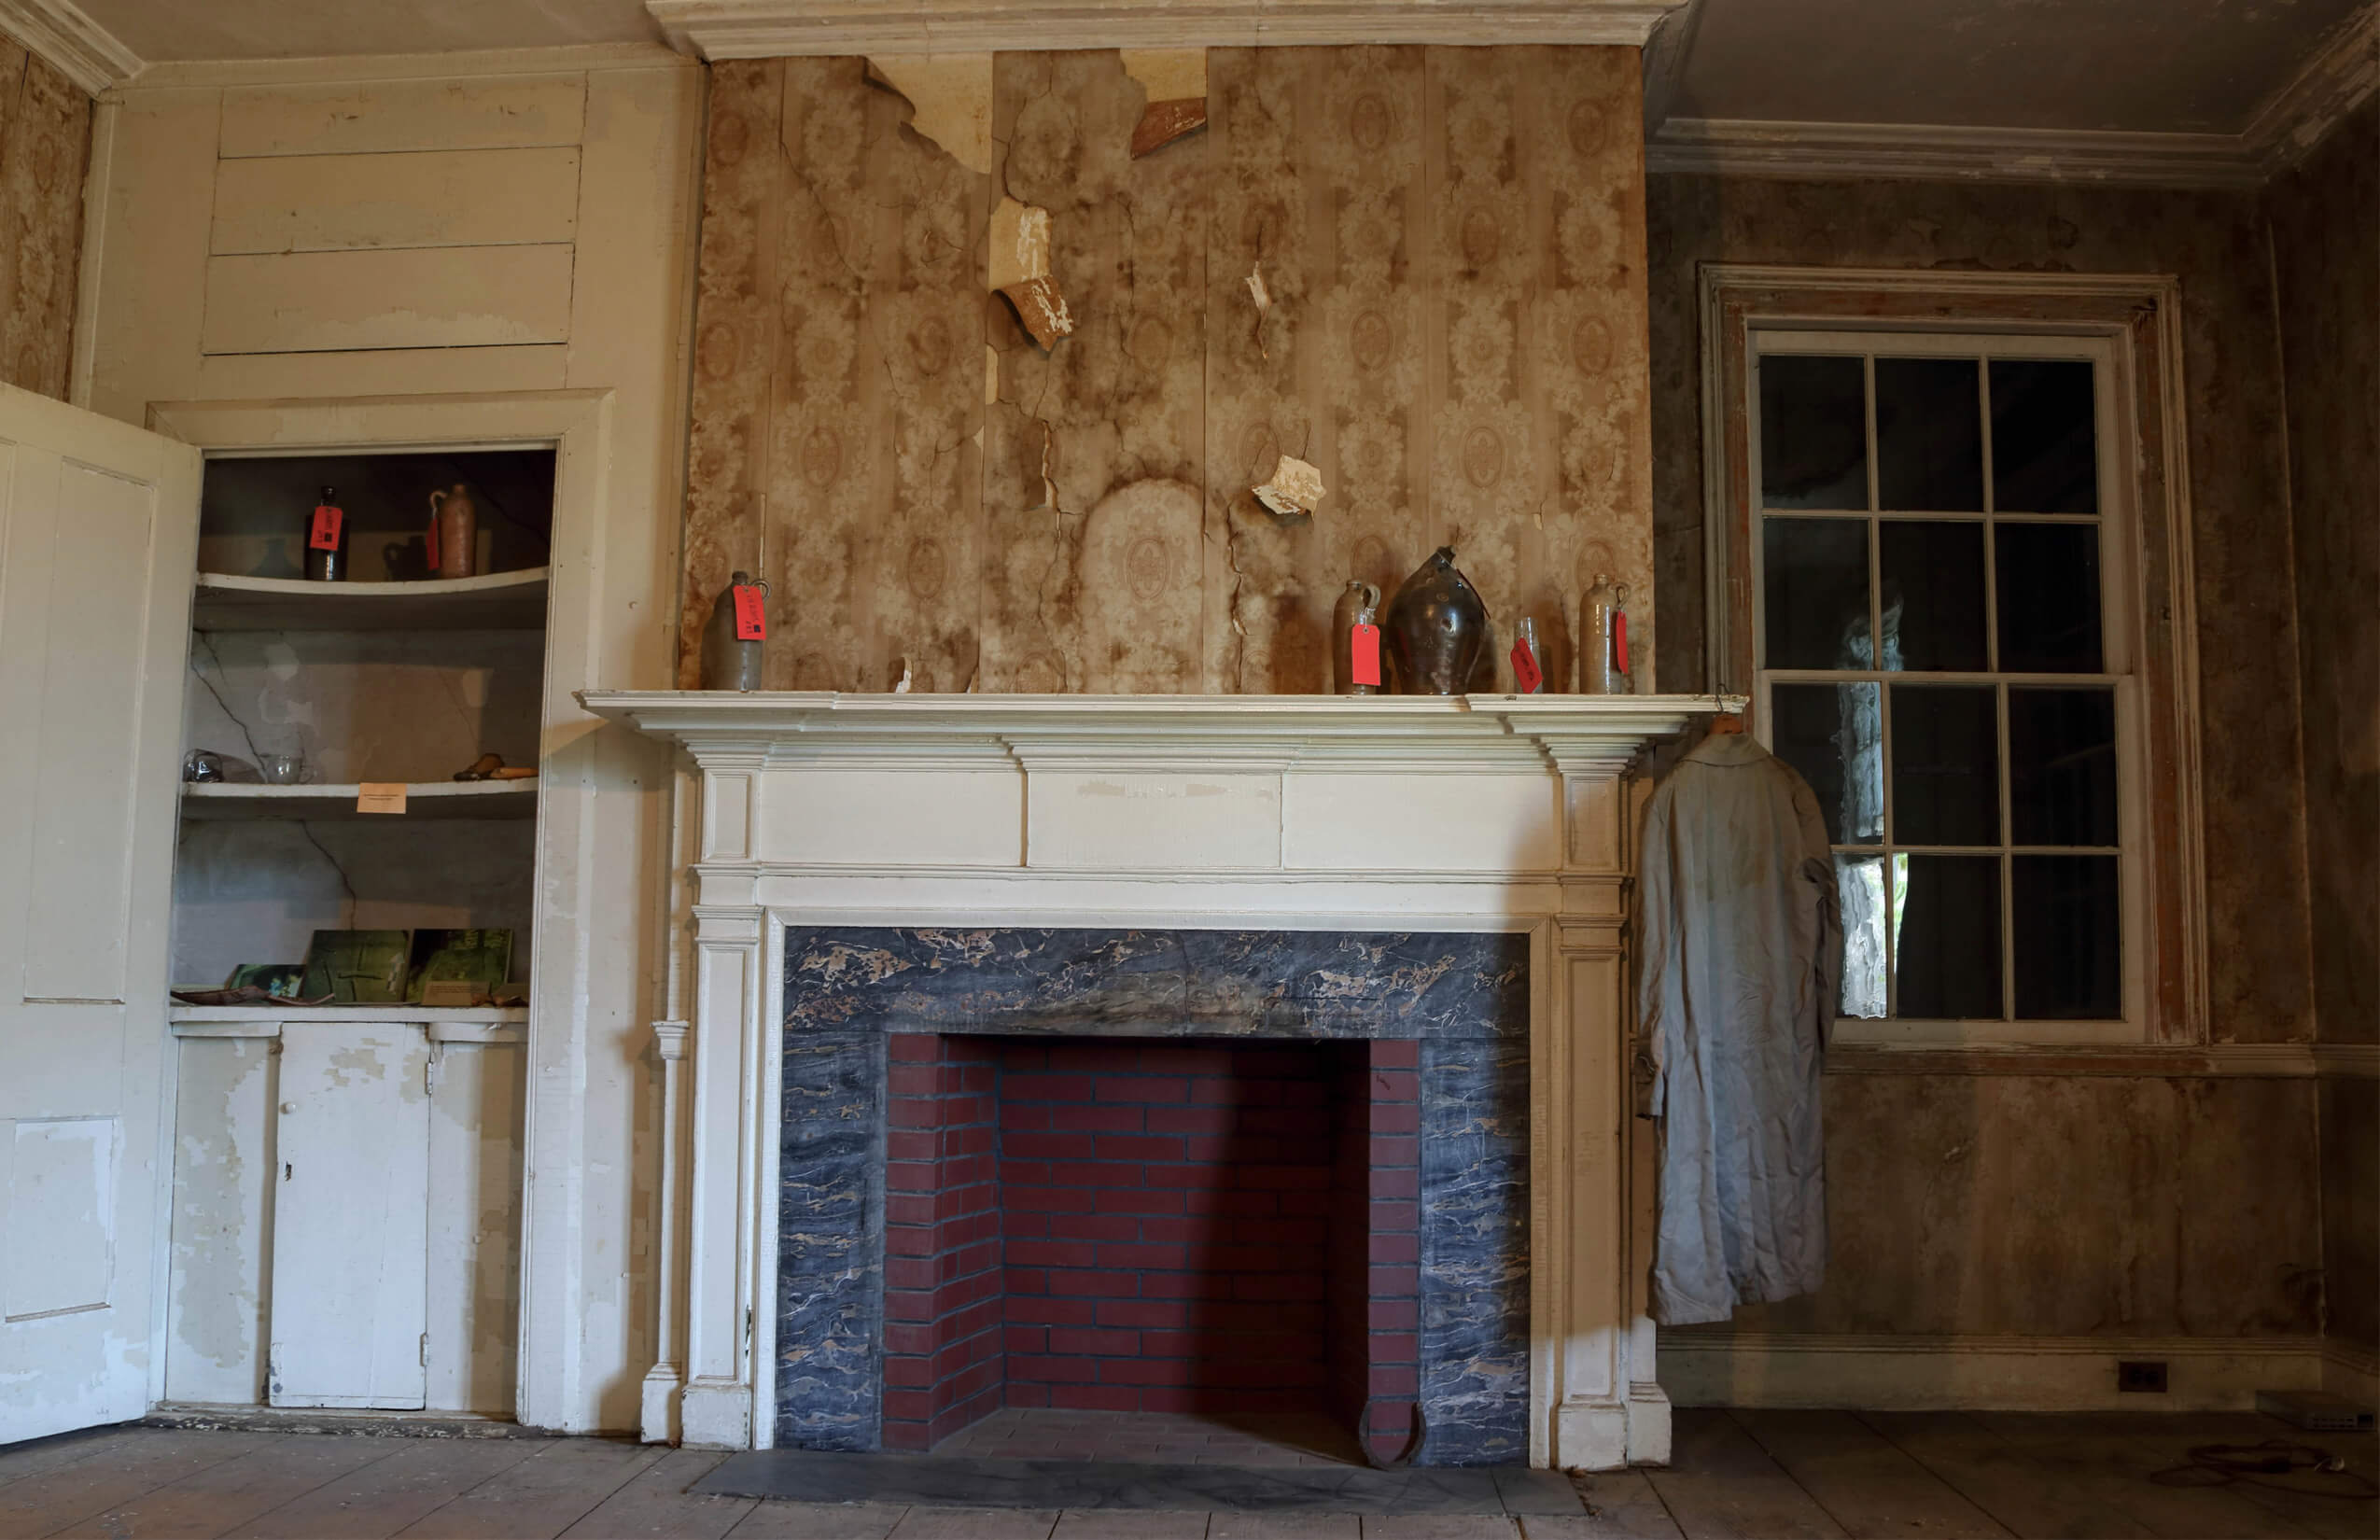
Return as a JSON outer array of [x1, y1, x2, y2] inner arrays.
[[1749, 331, 2140, 1037]]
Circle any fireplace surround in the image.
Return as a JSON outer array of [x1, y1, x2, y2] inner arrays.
[[585, 691, 1727, 1470]]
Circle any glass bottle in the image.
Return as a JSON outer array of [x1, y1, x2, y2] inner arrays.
[[303, 484, 345, 582]]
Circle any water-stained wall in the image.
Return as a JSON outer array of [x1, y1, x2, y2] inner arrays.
[[679, 46, 1654, 693], [0, 39, 89, 399], [1643, 172, 2331, 1350], [2267, 98, 2378, 1362]]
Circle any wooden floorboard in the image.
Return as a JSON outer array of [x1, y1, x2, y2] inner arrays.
[[1729, 1408, 2013, 1540], [224, 1435, 559, 1540], [0, 1427, 149, 1492], [1856, 1411, 2172, 1540], [0, 1430, 288, 1539], [2063, 1411, 2380, 1540], [49, 1435, 401, 1540], [721, 1500, 913, 1539], [385, 1438, 669, 1540], [1964, 1413, 2328, 1540], [1642, 1408, 1847, 1539], [556, 1449, 750, 1540], [1522, 1473, 1684, 1539]]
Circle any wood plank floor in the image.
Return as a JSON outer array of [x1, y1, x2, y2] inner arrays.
[[1, 1410, 2372, 1539]]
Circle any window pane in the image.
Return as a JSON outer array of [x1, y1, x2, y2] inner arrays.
[[2009, 688, 2119, 846], [1875, 357, 1982, 511], [1838, 853, 1889, 1019], [2013, 855, 2120, 1017], [1880, 520, 1986, 671], [1760, 354, 1869, 510], [1773, 682, 1883, 845], [1991, 359, 2097, 513], [1764, 517, 1872, 669], [1995, 522, 2104, 673], [1895, 854, 2003, 1018], [1890, 685, 2000, 846]]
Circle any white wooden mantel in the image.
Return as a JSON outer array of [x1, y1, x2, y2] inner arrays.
[[581, 690, 1731, 1470]]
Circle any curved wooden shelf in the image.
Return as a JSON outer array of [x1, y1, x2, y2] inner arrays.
[[180, 780, 537, 821], [192, 567, 549, 632]]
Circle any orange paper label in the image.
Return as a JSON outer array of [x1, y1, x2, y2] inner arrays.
[[1510, 637, 1543, 693], [356, 782, 407, 815], [1613, 611, 1630, 676], [309, 505, 343, 552], [1350, 623, 1381, 687], [733, 584, 767, 640]]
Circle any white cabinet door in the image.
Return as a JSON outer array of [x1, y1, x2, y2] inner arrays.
[[268, 1022, 431, 1409], [0, 385, 200, 1443]]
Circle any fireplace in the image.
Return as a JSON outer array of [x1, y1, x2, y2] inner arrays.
[[773, 928, 1531, 1463], [586, 691, 1720, 1469]]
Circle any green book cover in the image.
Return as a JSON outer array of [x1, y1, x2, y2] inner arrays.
[[301, 930, 411, 1003], [405, 929, 514, 1004]]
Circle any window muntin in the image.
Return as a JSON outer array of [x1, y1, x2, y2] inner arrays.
[[1749, 332, 2137, 1035]]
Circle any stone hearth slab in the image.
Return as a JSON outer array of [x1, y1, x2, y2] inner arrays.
[[693, 1449, 1584, 1516]]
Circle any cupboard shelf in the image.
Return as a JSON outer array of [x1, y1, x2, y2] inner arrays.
[[180, 780, 537, 821], [192, 567, 549, 632]]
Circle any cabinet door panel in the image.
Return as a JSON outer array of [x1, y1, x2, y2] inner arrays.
[[269, 1022, 430, 1408]]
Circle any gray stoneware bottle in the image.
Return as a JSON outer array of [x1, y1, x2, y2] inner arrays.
[[1383, 546, 1489, 695]]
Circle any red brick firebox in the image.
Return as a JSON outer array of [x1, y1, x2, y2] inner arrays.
[[879, 1034, 1423, 1454]]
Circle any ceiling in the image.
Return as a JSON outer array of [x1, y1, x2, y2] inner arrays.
[[1663, 0, 2370, 134], [60, 0, 2369, 140]]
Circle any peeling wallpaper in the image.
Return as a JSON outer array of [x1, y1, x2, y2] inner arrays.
[[0, 40, 89, 399], [679, 46, 1654, 693]]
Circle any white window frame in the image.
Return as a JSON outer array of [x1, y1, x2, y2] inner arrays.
[[1697, 265, 2208, 1051]]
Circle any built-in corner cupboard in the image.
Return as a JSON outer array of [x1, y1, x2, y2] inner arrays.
[[162, 447, 556, 1416]]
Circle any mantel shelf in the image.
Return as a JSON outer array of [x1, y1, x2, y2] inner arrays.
[[180, 780, 538, 820], [192, 567, 549, 632], [578, 690, 1741, 770]]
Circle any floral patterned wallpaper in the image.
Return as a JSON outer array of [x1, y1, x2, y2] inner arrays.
[[0, 39, 90, 400], [679, 46, 1655, 693]]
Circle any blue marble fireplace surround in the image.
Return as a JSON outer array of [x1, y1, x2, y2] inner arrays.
[[777, 927, 1532, 1465]]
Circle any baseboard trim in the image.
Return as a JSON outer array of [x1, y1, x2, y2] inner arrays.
[[2323, 1339, 2379, 1407], [1660, 1333, 2327, 1412]]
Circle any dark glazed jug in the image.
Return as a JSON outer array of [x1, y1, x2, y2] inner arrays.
[[1384, 546, 1489, 694]]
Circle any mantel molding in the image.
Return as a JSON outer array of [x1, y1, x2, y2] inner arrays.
[[643, 0, 1686, 59], [580, 690, 1733, 772]]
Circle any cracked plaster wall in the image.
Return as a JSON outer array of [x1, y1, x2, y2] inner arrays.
[[679, 46, 1654, 693]]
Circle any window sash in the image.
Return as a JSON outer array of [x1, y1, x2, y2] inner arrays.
[[1745, 328, 2145, 1043]]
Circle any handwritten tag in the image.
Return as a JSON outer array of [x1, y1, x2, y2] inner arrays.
[[356, 782, 408, 815], [1350, 623, 1381, 687], [420, 980, 477, 1007], [308, 504, 343, 552], [733, 584, 767, 641], [1510, 637, 1543, 694], [1613, 611, 1630, 676]]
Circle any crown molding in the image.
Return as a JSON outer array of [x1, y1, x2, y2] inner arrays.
[[0, 0, 141, 94], [1646, 117, 2264, 189], [115, 41, 691, 92], [645, 0, 1686, 59], [2244, 6, 2378, 173]]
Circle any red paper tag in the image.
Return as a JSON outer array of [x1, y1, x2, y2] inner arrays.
[[308, 504, 343, 552], [733, 584, 767, 640], [1350, 623, 1381, 687], [1510, 637, 1543, 693], [424, 511, 440, 571], [1613, 611, 1630, 676]]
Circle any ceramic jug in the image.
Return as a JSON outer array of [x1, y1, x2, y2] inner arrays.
[[1331, 580, 1383, 695], [701, 570, 767, 691], [1383, 546, 1489, 695], [429, 483, 478, 581]]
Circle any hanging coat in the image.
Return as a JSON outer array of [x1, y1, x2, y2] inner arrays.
[[1637, 732, 1841, 1326]]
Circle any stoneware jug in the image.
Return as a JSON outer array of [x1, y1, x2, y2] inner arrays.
[[701, 570, 766, 691], [1331, 579, 1382, 695], [1384, 546, 1489, 695], [429, 483, 478, 581]]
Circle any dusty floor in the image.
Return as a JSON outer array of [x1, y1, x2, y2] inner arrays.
[[1, 1407, 2373, 1538]]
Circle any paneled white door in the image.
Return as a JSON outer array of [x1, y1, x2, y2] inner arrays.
[[0, 384, 200, 1443]]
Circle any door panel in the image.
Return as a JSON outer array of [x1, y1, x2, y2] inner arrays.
[[269, 1022, 431, 1409], [0, 384, 201, 1442]]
